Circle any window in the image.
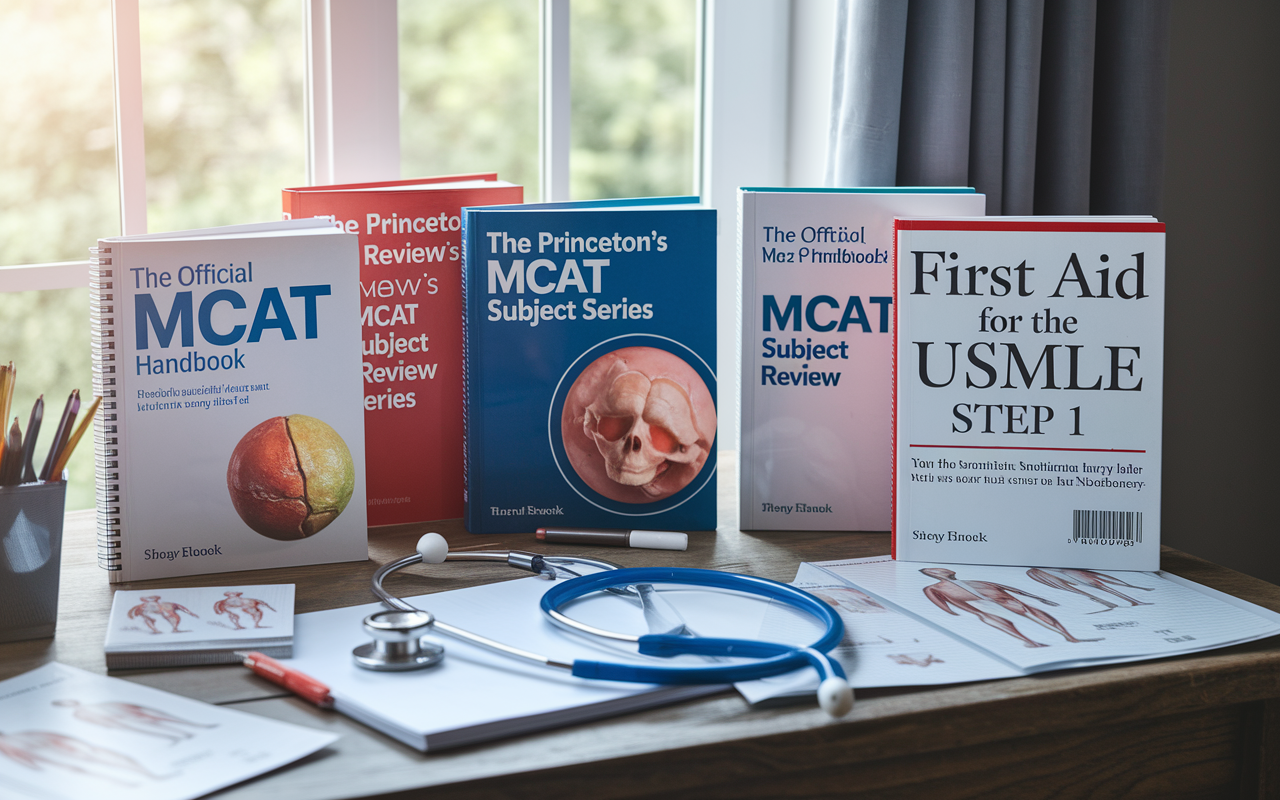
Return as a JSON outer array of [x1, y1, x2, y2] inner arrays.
[[0, 0, 117, 511], [398, 0, 540, 194], [3, 0, 801, 510]]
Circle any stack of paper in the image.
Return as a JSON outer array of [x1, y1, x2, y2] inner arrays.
[[104, 585, 294, 669]]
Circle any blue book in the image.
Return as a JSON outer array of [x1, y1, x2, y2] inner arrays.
[[462, 198, 717, 534]]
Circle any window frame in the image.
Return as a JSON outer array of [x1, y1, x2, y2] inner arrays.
[[0, 0, 806, 311]]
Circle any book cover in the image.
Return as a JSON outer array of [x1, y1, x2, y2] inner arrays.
[[104, 584, 295, 668], [893, 217, 1165, 569], [282, 175, 523, 525], [739, 188, 985, 532], [462, 198, 717, 534], [91, 219, 367, 582]]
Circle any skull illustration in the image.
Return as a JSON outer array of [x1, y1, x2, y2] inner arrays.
[[562, 346, 716, 503]]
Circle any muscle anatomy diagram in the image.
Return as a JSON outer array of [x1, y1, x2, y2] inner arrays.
[[1026, 567, 1155, 611], [920, 568, 1104, 648], [0, 729, 171, 784], [51, 699, 217, 743], [812, 586, 886, 614], [127, 595, 199, 634], [213, 591, 276, 630], [887, 653, 943, 667]]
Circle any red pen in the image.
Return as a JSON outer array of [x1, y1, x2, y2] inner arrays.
[[237, 651, 334, 709]]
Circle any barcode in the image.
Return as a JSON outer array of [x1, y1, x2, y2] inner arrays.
[[1073, 510, 1142, 543]]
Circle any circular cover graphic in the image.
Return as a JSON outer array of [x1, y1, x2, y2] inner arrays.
[[555, 340, 716, 509], [227, 415, 354, 540]]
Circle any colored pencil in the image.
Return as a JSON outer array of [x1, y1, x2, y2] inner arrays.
[[40, 389, 78, 481], [21, 395, 43, 483], [0, 363, 12, 465], [49, 395, 101, 481], [2, 417, 21, 485]]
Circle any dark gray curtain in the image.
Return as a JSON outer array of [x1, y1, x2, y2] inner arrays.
[[826, 0, 1170, 217]]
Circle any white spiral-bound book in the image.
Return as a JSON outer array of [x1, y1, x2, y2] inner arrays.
[[90, 218, 367, 582]]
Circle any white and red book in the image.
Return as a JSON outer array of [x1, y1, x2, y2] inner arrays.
[[893, 217, 1165, 570]]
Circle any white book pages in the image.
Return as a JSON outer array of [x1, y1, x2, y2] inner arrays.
[[736, 557, 1280, 706]]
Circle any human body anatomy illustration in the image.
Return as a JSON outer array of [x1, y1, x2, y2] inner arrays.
[[213, 591, 276, 630], [813, 587, 886, 614], [1026, 567, 1155, 611], [0, 729, 169, 783], [51, 699, 217, 743], [887, 653, 943, 667], [127, 595, 199, 634], [919, 568, 1103, 648]]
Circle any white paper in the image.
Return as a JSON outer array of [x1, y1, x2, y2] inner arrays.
[[817, 557, 1280, 672], [0, 663, 335, 800], [287, 572, 773, 750], [737, 557, 1280, 706], [735, 564, 1019, 704], [105, 585, 294, 650]]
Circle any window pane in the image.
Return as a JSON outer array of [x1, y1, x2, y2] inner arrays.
[[0, 289, 95, 510], [0, 0, 118, 265], [399, 0, 539, 196], [570, 0, 697, 200], [140, 0, 305, 231]]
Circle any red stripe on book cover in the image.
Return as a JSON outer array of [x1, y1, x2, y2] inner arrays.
[[894, 220, 1165, 233], [891, 221, 900, 560]]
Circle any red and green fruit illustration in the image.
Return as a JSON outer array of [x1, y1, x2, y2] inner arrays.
[[227, 415, 354, 540]]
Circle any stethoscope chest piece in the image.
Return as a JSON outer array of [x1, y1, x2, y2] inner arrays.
[[352, 609, 446, 671]]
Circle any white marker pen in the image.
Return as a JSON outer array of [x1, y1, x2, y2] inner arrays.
[[535, 527, 688, 551]]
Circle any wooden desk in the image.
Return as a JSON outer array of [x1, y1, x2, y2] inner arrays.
[[5, 480, 1279, 799]]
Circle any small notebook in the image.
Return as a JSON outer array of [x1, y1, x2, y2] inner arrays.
[[104, 584, 294, 668]]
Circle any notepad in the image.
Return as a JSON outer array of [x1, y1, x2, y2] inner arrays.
[[285, 575, 754, 751], [104, 585, 294, 668]]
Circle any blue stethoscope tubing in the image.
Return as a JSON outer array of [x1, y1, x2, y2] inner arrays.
[[368, 535, 855, 716], [542, 567, 847, 686]]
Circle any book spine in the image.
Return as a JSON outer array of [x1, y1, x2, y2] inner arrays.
[[737, 192, 756, 529], [89, 243, 123, 580], [460, 211, 475, 532]]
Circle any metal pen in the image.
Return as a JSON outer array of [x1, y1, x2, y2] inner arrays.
[[535, 527, 688, 551]]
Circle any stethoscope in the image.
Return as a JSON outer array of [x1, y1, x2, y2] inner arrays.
[[357, 533, 855, 717]]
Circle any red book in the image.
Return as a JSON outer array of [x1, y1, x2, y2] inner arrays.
[[283, 175, 523, 525]]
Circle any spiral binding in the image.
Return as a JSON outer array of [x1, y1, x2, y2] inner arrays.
[[90, 244, 122, 572]]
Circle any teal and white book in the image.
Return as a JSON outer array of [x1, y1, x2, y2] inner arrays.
[[738, 188, 985, 532], [91, 219, 367, 582]]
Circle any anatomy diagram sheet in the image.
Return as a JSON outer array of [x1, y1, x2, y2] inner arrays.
[[736, 558, 1280, 706], [0, 663, 335, 800]]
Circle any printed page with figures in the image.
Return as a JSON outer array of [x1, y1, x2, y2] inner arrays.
[[0, 663, 335, 800], [736, 564, 1019, 706], [104, 585, 294, 667], [817, 557, 1280, 672], [736, 558, 1280, 706]]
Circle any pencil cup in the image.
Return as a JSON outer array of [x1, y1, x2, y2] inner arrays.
[[0, 481, 67, 643]]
